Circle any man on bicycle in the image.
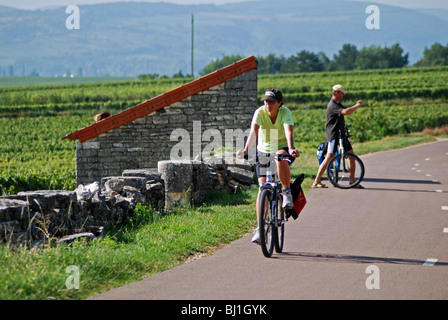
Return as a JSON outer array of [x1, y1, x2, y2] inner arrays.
[[312, 84, 364, 188], [237, 88, 299, 244]]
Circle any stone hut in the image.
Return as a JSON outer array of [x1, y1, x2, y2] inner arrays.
[[63, 56, 259, 186]]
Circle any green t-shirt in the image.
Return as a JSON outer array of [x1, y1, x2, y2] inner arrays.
[[252, 106, 294, 153]]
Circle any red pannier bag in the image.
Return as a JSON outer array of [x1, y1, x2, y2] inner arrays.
[[286, 174, 307, 220]]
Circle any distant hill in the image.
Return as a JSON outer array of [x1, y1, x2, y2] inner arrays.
[[1, 0, 447, 77]]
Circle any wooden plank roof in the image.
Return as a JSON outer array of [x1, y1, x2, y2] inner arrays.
[[62, 55, 258, 143]]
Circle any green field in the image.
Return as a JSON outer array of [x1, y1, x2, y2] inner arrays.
[[259, 66, 448, 146], [0, 66, 447, 195], [0, 76, 136, 88]]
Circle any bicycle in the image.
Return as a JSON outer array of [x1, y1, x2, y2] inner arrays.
[[326, 125, 365, 189], [257, 153, 296, 257]]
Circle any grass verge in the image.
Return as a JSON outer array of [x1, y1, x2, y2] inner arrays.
[[0, 189, 256, 300], [0, 133, 441, 300]]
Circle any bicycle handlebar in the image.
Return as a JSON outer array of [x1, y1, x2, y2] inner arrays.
[[241, 152, 295, 163], [338, 125, 352, 139], [274, 153, 295, 163]]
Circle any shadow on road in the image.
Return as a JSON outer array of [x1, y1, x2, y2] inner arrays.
[[345, 177, 447, 193], [363, 178, 440, 184], [272, 251, 448, 266], [362, 187, 447, 193]]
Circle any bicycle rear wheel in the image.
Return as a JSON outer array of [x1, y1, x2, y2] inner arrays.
[[327, 153, 365, 189], [258, 188, 275, 257], [274, 195, 285, 253]]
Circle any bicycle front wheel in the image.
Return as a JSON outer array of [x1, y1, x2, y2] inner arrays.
[[274, 194, 285, 253], [258, 188, 275, 257], [327, 153, 365, 189]]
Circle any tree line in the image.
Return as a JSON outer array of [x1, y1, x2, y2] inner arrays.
[[199, 42, 448, 76]]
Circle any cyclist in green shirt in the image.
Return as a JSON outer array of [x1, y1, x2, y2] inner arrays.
[[237, 88, 299, 244]]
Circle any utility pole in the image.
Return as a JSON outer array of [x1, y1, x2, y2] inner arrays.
[[191, 12, 194, 77]]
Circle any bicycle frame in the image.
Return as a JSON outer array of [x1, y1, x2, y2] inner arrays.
[[259, 153, 293, 227], [337, 129, 348, 172], [260, 168, 282, 227], [257, 153, 294, 257], [326, 125, 365, 188], [330, 126, 350, 172]]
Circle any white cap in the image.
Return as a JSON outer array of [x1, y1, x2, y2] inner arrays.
[[332, 84, 347, 94]]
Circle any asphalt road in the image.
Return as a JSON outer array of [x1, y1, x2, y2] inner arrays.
[[90, 139, 448, 301]]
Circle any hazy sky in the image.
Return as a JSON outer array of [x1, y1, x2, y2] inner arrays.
[[1, 0, 448, 10]]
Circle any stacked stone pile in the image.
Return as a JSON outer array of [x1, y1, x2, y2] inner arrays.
[[0, 157, 255, 246]]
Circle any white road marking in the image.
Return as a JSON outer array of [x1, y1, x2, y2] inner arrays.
[[444, 228, 448, 233], [423, 258, 438, 266], [442, 206, 448, 211]]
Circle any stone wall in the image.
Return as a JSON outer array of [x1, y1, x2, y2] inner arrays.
[[0, 158, 255, 247], [75, 69, 258, 186]]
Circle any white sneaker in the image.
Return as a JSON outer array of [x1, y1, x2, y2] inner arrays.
[[251, 227, 260, 245], [282, 188, 293, 209]]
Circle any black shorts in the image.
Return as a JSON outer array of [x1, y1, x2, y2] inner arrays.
[[255, 147, 295, 178], [327, 138, 352, 155]]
